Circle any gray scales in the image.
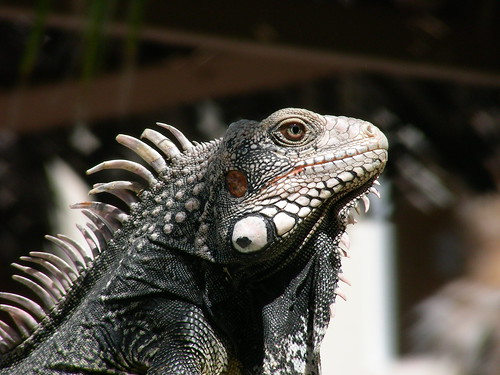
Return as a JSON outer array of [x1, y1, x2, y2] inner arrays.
[[0, 108, 388, 374]]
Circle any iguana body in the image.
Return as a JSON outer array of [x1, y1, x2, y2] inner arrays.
[[0, 108, 388, 374]]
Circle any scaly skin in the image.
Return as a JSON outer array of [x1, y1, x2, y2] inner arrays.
[[0, 108, 388, 374]]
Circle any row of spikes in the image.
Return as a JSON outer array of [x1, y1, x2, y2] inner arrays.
[[333, 180, 381, 303], [0, 123, 195, 353]]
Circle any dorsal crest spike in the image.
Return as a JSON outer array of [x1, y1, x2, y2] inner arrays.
[[89, 181, 144, 196], [76, 224, 103, 256], [44, 235, 85, 272], [87, 160, 156, 186], [116, 134, 167, 173], [141, 128, 182, 160], [0, 305, 38, 337], [79, 210, 116, 238], [70, 202, 128, 224], [28, 252, 78, 282], [20, 256, 72, 291], [91, 184, 138, 207], [11, 264, 63, 300], [0, 319, 21, 346], [0, 293, 46, 320], [76, 224, 100, 260], [11, 275, 56, 309], [155, 122, 194, 151], [56, 234, 93, 264]]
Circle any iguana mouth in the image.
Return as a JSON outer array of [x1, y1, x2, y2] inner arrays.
[[269, 146, 387, 186], [337, 176, 380, 219], [244, 175, 381, 283], [312, 176, 380, 241]]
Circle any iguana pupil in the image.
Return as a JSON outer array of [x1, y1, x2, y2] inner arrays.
[[278, 120, 307, 141], [277, 118, 307, 146]]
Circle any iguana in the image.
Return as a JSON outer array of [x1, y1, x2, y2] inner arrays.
[[0, 108, 388, 374]]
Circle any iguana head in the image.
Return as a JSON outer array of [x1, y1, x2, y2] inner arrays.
[[197, 108, 388, 267]]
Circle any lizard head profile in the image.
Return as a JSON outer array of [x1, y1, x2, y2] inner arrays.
[[201, 108, 388, 267]]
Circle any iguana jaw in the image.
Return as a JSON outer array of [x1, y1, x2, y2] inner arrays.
[[234, 147, 387, 251], [235, 174, 383, 282]]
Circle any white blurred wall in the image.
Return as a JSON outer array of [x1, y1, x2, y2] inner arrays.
[[321, 187, 396, 375]]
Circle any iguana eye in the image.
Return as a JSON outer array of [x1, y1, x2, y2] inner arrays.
[[278, 121, 306, 142]]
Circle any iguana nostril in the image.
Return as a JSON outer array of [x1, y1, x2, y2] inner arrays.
[[364, 124, 376, 137]]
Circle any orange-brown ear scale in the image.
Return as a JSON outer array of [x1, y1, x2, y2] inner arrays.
[[225, 170, 248, 197]]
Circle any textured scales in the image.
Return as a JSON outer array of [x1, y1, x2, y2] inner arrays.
[[0, 108, 388, 374]]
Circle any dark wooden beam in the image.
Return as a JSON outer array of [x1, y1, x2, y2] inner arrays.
[[0, 2, 498, 86], [0, 52, 334, 133], [0, 1, 499, 132]]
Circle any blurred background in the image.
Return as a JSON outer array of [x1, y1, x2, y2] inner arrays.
[[0, 1, 499, 374]]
